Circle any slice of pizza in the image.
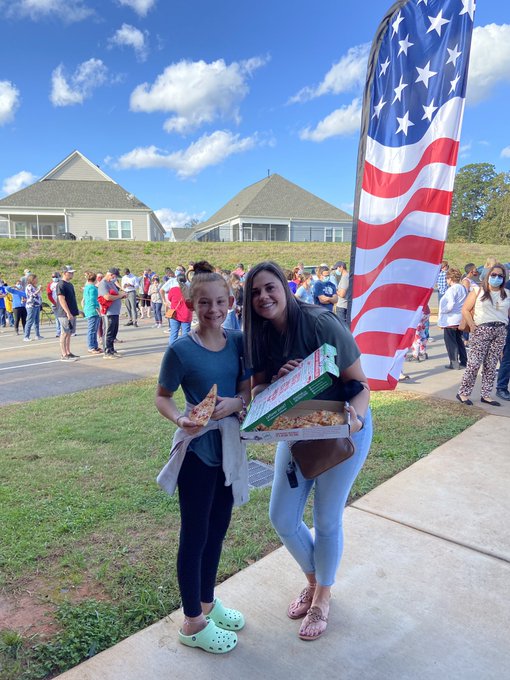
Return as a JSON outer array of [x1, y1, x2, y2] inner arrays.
[[189, 384, 218, 426]]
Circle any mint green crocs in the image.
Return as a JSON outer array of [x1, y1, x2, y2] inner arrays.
[[178, 620, 237, 654], [205, 598, 245, 631]]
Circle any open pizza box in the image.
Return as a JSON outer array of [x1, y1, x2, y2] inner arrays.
[[241, 343, 350, 442]]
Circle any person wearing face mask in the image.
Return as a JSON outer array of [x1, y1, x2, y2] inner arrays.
[[47, 272, 62, 338], [456, 264, 510, 406], [312, 266, 338, 312], [5, 280, 27, 335]]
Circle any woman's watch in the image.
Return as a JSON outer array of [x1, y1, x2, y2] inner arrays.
[[357, 414, 365, 430]]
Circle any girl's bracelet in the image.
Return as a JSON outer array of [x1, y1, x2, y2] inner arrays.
[[235, 394, 247, 422], [176, 415, 185, 428]]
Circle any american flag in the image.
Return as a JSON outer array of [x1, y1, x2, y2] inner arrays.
[[349, 0, 476, 390]]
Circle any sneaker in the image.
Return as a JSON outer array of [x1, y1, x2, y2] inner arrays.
[[496, 388, 510, 401], [164, 329, 170, 334], [23, 337, 32, 342], [61, 355, 78, 362], [124, 321, 133, 326], [103, 352, 120, 359], [134, 321, 138, 327], [36, 335, 44, 340], [67, 353, 80, 359]]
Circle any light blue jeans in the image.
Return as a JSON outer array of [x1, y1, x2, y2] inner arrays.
[[51, 305, 61, 336], [24, 305, 41, 339], [269, 408, 373, 586], [169, 318, 191, 344]]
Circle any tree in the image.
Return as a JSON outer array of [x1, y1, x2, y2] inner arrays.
[[448, 163, 497, 242], [475, 171, 510, 244], [183, 218, 201, 229]]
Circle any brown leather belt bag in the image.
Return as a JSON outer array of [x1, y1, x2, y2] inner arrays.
[[290, 437, 355, 479]]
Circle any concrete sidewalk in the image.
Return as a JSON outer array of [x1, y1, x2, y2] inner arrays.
[[59, 415, 510, 680]]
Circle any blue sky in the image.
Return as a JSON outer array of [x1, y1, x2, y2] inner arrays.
[[0, 0, 509, 232]]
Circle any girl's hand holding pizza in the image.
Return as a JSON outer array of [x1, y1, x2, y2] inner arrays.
[[176, 415, 203, 435]]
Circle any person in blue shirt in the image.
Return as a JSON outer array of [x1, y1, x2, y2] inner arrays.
[[156, 261, 251, 655], [5, 280, 27, 335], [0, 279, 7, 328], [312, 266, 338, 312]]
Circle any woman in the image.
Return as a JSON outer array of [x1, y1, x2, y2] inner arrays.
[[149, 276, 163, 328], [457, 263, 510, 406], [24, 274, 43, 341], [295, 273, 314, 304], [223, 273, 243, 330], [83, 272, 102, 354], [437, 268, 468, 370], [166, 274, 193, 344], [243, 261, 372, 641]]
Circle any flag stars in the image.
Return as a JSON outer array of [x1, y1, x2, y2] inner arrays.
[[415, 60, 438, 88], [396, 111, 414, 136], [427, 10, 450, 36], [398, 34, 414, 56], [417, 0, 428, 5], [391, 11, 404, 37], [372, 96, 387, 119], [460, 0, 476, 21], [380, 57, 390, 76], [392, 75, 408, 103], [422, 99, 438, 121], [449, 73, 461, 94], [446, 44, 462, 67]]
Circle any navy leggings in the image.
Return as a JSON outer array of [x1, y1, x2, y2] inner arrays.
[[177, 451, 233, 617]]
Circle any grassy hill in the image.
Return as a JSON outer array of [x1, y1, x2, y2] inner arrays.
[[0, 238, 508, 287]]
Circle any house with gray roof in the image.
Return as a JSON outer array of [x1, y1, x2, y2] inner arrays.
[[0, 150, 165, 241], [187, 173, 352, 243]]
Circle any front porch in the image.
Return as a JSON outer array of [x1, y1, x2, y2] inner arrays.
[[0, 213, 67, 239]]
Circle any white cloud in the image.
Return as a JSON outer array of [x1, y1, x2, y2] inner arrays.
[[115, 130, 259, 178], [117, 0, 155, 16], [5, 0, 93, 22], [155, 208, 205, 231], [300, 98, 361, 142], [50, 58, 108, 106], [0, 81, 20, 125], [130, 56, 268, 134], [468, 24, 510, 104], [459, 142, 472, 159], [289, 43, 370, 103], [2, 170, 37, 196], [108, 23, 148, 62], [501, 146, 510, 159]]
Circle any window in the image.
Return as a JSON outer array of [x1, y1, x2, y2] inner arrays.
[[325, 227, 333, 242], [107, 219, 133, 240], [0, 217, 8, 238], [15, 221, 27, 238]]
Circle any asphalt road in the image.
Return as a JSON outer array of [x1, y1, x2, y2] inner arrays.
[[0, 315, 170, 405]]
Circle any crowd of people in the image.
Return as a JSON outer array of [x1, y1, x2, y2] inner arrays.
[[404, 256, 510, 404], [1, 253, 509, 654]]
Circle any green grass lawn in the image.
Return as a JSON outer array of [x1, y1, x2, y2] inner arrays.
[[0, 382, 482, 679]]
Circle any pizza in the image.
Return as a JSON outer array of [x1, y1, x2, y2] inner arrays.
[[189, 384, 218, 425], [257, 410, 344, 431]]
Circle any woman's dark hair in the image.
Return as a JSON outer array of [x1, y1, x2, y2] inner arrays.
[[480, 263, 507, 302], [189, 260, 229, 300], [243, 261, 303, 370]]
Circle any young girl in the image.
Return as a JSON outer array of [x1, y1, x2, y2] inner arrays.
[[148, 276, 162, 328], [155, 261, 251, 654], [243, 261, 372, 642], [295, 273, 314, 304]]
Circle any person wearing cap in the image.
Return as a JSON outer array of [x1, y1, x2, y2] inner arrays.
[[332, 261, 349, 323], [47, 272, 62, 337], [56, 266, 80, 361], [98, 268, 127, 358]]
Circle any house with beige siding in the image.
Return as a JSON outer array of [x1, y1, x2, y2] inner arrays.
[[181, 173, 352, 243], [0, 150, 165, 242]]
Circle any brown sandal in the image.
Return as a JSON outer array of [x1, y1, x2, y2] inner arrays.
[[298, 605, 328, 641], [287, 585, 316, 619]]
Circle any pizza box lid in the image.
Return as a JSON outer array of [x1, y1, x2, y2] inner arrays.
[[241, 343, 340, 432], [241, 399, 350, 442]]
